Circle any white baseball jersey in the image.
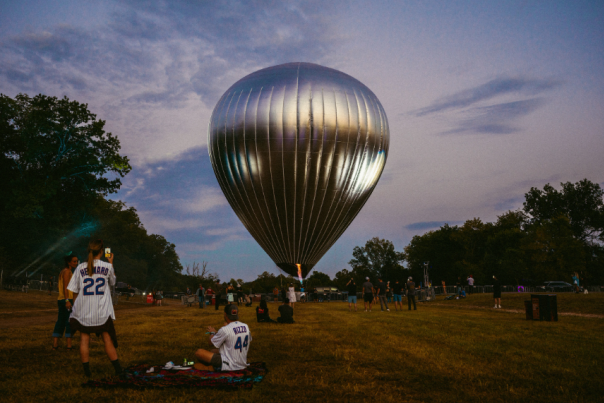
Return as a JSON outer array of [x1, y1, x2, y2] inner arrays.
[[67, 260, 116, 327], [211, 321, 252, 371]]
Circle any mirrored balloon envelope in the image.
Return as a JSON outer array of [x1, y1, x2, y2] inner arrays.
[[208, 62, 389, 278]]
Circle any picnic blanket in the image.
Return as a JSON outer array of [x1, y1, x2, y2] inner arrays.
[[83, 362, 267, 390]]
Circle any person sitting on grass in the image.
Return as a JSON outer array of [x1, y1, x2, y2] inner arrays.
[[277, 298, 295, 323], [195, 304, 252, 371], [256, 300, 276, 323]]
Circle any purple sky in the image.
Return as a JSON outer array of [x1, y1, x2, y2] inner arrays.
[[2, 0, 603, 281]]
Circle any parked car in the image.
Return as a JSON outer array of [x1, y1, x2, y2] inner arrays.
[[537, 281, 573, 292], [115, 282, 137, 296]]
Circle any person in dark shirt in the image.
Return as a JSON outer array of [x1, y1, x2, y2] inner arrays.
[[346, 278, 357, 312], [406, 277, 417, 310], [456, 277, 463, 296], [256, 300, 276, 322], [236, 283, 243, 306], [277, 298, 295, 323], [362, 277, 373, 312], [392, 279, 404, 311], [214, 280, 223, 311], [493, 275, 501, 309], [376, 278, 390, 312]]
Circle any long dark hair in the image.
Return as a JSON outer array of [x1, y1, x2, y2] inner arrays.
[[86, 239, 103, 277], [63, 254, 78, 268], [260, 300, 268, 309]]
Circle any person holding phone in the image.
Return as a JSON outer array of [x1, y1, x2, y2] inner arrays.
[[67, 239, 123, 378]]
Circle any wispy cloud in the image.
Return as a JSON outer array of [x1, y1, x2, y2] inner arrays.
[[409, 77, 562, 135], [413, 77, 560, 117]]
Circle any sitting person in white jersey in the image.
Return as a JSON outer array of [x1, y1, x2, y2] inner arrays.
[[67, 239, 122, 378], [195, 304, 252, 372]]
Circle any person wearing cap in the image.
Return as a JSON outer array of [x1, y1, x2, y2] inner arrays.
[[277, 297, 295, 323], [362, 277, 374, 312], [406, 277, 417, 310], [195, 304, 252, 371]]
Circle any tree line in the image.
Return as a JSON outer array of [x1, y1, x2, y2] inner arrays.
[[3, 93, 602, 293]]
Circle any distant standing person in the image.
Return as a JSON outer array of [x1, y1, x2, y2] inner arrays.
[[67, 239, 123, 377], [273, 286, 279, 302], [456, 277, 463, 296], [406, 277, 417, 311], [467, 275, 474, 294], [236, 283, 243, 306], [52, 254, 78, 350], [227, 284, 235, 303], [392, 279, 404, 311], [278, 298, 295, 323], [376, 278, 390, 312], [572, 272, 580, 293], [48, 276, 54, 296], [196, 284, 205, 309], [288, 283, 296, 308], [362, 277, 374, 312], [346, 278, 357, 312], [493, 275, 501, 309], [215, 280, 223, 311]]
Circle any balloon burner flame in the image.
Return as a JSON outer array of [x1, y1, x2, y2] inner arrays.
[[296, 264, 303, 284]]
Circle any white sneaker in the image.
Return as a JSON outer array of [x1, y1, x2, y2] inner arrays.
[[494, 305, 498, 308], [387, 309, 390, 312], [498, 305, 502, 309]]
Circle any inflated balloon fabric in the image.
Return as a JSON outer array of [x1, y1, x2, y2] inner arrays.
[[208, 62, 389, 278]]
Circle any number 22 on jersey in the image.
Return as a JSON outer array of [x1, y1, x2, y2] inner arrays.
[[83, 277, 106, 295]]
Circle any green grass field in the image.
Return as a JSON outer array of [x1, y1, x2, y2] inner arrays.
[[1, 290, 603, 402]]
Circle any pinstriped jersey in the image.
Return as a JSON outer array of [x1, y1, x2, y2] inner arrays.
[[67, 260, 116, 327], [211, 321, 252, 371]]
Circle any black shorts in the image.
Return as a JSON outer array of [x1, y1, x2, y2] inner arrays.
[[210, 353, 223, 371], [363, 292, 373, 302]]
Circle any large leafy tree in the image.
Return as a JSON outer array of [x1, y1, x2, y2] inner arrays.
[[349, 237, 405, 281], [0, 93, 132, 272]]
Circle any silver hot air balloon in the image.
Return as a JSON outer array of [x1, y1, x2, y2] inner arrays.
[[208, 62, 389, 279]]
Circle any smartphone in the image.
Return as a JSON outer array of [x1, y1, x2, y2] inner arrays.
[[105, 248, 111, 258]]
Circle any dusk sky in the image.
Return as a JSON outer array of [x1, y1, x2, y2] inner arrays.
[[2, 1, 603, 281]]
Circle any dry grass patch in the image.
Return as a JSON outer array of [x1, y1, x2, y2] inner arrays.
[[0, 293, 602, 402]]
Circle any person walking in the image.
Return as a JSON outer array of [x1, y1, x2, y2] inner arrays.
[[572, 272, 580, 293], [346, 278, 357, 312], [493, 275, 501, 308], [376, 278, 390, 312], [67, 239, 123, 378], [392, 279, 404, 311], [406, 277, 417, 310], [196, 284, 205, 309], [362, 277, 374, 312], [52, 254, 78, 350]]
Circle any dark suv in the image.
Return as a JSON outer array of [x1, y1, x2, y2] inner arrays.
[[538, 281, 573, 292]]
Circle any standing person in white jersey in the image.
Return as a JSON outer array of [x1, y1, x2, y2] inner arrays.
[[68, 239, 122, 378], [195, 304, 252, 372]]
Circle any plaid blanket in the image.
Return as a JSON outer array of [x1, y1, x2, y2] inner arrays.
[[83, 362, 267, 390]]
